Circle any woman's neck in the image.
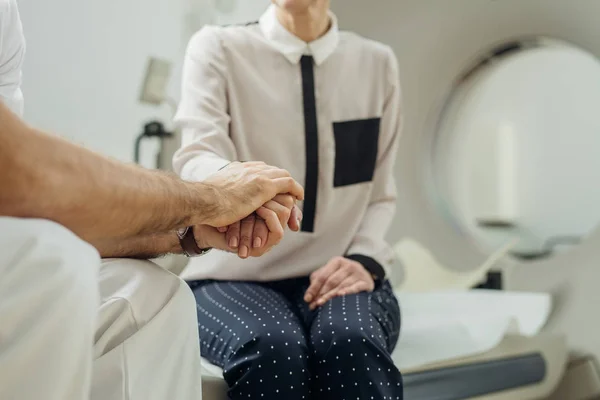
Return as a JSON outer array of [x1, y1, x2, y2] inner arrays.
[[275, 5, 331, 43]]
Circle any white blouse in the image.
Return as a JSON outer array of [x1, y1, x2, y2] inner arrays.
[[174, 5, 403, 283]]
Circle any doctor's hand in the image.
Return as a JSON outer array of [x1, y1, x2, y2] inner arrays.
[[304, 257, 375, 311], [221, 194, 302, 258], [201, 161, 304, 228]]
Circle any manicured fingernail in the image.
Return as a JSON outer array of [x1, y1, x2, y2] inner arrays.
[[229, 237, 238, 248], [254, 237, 262, 248], [240, 246, 248, 258]]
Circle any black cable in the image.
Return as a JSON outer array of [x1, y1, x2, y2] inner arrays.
[[133, 132, 146, 164], [511, 235, 582, 260], [477, 222, 582, 261], [545, 235, 581, 248], [133, 121, 173, 165]]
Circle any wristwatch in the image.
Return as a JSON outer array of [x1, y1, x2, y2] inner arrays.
[[176, 226, 212, 257]]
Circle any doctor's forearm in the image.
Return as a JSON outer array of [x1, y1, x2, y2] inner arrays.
[[94, 224, 230, 259], [93, 231, 182, 259], [0, 104, 218, 241]]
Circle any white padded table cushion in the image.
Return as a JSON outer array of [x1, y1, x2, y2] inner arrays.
[[199, 290, 551, 376]]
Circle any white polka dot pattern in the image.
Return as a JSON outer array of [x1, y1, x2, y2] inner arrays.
[[188, 278, 403, 399]]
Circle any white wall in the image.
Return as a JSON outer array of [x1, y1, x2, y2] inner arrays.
[[332, 0, 600, 361], [17, 0, 269, 167], [18, 0, 188, 167], [213, 0, 268, 25]]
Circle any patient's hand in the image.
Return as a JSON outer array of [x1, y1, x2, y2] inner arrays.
[[193, 225, 235, 253], [220, 194, 301, 258], [195, 200, 294, 254], [304, 257, 375, 310]]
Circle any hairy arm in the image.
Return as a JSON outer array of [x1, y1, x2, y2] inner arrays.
[[94, 232, 182, 259], [0, 104, 303, 259], [0, 103, 219, 243], [94, 223, 234, 259]]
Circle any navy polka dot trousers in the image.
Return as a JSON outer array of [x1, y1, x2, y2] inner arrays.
[[188, 277, 403, 400]]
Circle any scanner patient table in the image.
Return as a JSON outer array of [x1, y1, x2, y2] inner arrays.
[[199, 333, 566, 400], [196, 284, 567, 400], [164, 238, 567, 400]]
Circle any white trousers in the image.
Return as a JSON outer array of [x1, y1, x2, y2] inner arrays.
[[0, 218, 202, 400]]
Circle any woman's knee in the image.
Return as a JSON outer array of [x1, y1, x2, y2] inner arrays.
[[312, 322, 370, 359], [236, 324, 309, 362], [225, 325, 310, 382], [222, 326, 313, 399], [310, 307, 396, 365]]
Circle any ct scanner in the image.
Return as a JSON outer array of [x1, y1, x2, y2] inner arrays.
[[152, 0, 600, 398]]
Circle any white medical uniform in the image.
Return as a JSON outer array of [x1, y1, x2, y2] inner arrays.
[[0, 2, 202, 399], [0, 0, 24, 115]]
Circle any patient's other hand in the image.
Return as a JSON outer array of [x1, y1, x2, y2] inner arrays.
[[304, 257, 375, 310], [221, 195, 302, 259]]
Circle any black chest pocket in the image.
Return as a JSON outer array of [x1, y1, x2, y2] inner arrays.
[[332, 117, 381, 187]]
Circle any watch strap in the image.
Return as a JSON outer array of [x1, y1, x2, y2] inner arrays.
[[178, 226, 211, 257]]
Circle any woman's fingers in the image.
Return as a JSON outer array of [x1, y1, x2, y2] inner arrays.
[[252, 218, 268, 249], [262, 200, 291, 229], [255, 206, 284, 246], [288, 205, 302, 231], [238, 214, 256, 258], [225, 221, 241, 249]]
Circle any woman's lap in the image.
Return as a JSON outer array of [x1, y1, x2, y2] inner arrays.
[[189, 278, 403, 400]]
